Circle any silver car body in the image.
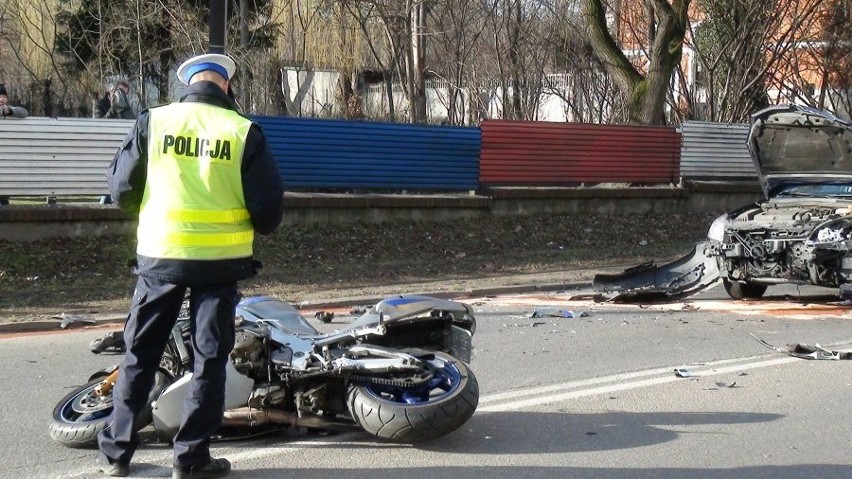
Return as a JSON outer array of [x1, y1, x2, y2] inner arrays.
[[595, 105, 852, 301], [711, 105, 852, 288]]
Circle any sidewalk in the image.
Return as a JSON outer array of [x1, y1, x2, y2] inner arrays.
[[0, 266, 619, 335]]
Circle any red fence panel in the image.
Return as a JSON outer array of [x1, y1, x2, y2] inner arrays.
[[479, 120, 681, 185]]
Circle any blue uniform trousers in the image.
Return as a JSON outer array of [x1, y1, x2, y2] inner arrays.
[[97, 275, 238, 467]]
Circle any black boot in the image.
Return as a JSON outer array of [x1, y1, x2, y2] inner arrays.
[[96, 458, 129, 477], [172, 458, 231, 479]]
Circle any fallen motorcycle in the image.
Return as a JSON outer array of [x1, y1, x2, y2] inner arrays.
[[49, 294, 478, 448]]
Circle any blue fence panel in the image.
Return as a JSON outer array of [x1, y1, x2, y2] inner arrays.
[[252, 116, 481, 191]]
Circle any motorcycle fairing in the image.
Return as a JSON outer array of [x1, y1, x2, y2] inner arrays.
[[238, 295, 476, 365], [151, 361, 254, 434], [237, 297, 319, 336], [349, 295, 476, 327], [349, 295, 475, 362]]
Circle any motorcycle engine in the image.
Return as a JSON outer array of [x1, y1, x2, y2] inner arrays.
[[231, 330, 264, 375]]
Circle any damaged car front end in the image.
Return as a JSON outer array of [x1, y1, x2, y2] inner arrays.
[[595, 104, 852, 301]]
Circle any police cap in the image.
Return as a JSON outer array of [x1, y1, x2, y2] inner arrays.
[[176, 53, 237, 86]]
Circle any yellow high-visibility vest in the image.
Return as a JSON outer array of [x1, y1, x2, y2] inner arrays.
[[137, 102, 254, 260]]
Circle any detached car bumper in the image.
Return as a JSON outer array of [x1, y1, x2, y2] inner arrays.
[[593, 241, 720, 302]]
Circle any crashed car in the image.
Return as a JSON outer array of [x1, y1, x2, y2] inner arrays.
[[595, 104, 852, 301]]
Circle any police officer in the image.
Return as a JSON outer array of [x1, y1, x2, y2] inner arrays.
[[96, 53, 284, 478]]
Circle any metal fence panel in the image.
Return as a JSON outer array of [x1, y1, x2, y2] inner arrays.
[[2, 116, 761, 198], [680, 121, 756, 180], [479, 120, 681, 185], [0, 117, 133, 196], [253, 116, 481, 190]]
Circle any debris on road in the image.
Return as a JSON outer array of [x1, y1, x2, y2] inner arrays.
[[349, 305, 371, 314], [52, 313, 96, 329], [751, 333, 852, 360], [566, 293, 607, 302], [703, 380, 740, 391], [715, 381, 738, 388], [530, 307, 590, 318]]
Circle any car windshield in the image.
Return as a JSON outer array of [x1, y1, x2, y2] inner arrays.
[[776, 184, 852, 197]]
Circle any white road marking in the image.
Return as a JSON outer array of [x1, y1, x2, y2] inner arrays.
[[478, 353, 769, 405], [478, 356, 800, 412], [55, 435, 370, 478]]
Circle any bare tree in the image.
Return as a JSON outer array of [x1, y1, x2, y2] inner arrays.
[[344, 1, 401, 119], [681, 0, 829, 123], [541, 27, 625, 121], [775, 0, 852, 118], [0, 0, 85, 115], [427, 0, 494, 124], [581, 0, 690, 125], [338, 0, 430, 123], [481, 0, 560, 120]]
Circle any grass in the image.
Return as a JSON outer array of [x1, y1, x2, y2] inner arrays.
[[0, 212, 715, 321]]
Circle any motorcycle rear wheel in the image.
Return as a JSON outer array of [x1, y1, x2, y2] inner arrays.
[[48, 371, 170, 448], [346, 351, 478, 443]]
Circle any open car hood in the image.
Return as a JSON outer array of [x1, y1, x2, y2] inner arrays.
[[748, 104, 852, 197]]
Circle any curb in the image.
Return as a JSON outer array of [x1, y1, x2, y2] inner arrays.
[[0, 281, 592, 334], [0, 314, 126, 334]]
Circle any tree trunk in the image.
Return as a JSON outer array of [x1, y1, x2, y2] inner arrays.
[[411, 0, 427, 122], [508, 0, 523, 120], [581, 0, 688, 124]]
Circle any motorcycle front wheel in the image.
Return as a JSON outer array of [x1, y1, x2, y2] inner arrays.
[[346, 351, 479, 443], [48, 370, 170, 448]]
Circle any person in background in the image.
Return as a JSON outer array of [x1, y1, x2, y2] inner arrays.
[[106, 80, 135, 119], [0, 82, 27, 204], [95, 90, 112, 118], [95, 53, 283, 478], [94, 88, 115, 204], [0, 83, 28, 119]]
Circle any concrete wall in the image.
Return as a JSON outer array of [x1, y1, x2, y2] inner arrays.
[[0, 184, 764, 242]]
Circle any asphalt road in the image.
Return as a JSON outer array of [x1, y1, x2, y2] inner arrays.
[[1, 283, 850, 479]]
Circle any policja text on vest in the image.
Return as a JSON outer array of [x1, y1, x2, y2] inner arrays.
[[162, 135, 232, 160]]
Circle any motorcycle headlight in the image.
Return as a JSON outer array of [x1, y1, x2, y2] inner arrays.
[[707, 214, 728, 242]]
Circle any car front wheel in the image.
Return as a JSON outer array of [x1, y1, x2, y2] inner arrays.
[[723, 279, 768, 300]]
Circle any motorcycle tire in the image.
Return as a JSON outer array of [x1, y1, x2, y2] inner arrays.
[[48, 370, 170, 448], [346, 351, 478, 443]]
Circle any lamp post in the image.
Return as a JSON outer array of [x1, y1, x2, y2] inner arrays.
[[209, 0, 227, 54]]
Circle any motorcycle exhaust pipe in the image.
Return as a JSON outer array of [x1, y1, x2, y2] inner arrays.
[[222, 408, 357, 430]]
